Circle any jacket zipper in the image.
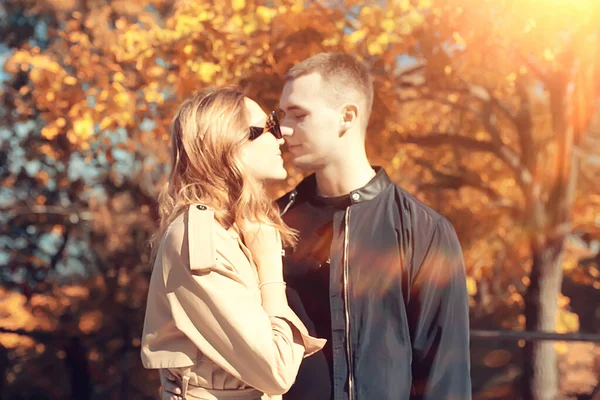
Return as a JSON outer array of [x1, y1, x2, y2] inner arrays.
[[343, 206, 354, 400], [281, 190, 297, 216]]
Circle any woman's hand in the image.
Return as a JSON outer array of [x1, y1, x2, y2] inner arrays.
[[159, 369, 182, 400], [241, 220, 289, 316], [240, 221, 284, 283]]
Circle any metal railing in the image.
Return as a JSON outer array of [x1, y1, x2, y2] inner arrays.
[[470, 329, 600, 342], [470, 329, 600, 399]]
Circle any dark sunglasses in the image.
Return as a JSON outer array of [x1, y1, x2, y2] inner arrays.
[[249, 111, 282, 141]]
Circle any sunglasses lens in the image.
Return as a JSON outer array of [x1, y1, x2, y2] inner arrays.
[[248, 112, 282, 141], [248, 127, 262, 140]]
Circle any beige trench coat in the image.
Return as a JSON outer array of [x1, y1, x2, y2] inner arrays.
[[141, 205, 325, 400]]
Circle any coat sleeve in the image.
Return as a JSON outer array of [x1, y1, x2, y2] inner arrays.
[[163, 207, 325, 395], [407, 216, 471, 400]]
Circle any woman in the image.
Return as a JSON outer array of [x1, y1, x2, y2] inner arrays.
[[141, 88, 325, 400]]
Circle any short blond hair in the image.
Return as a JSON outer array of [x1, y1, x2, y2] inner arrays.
[[285, 53, 374, 129]]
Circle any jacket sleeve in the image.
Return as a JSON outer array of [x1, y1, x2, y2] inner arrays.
[[163, 207, 325, 395], [407, 216, 471, 400]]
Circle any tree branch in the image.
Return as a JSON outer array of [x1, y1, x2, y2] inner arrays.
[[415, 158, 496, 199], [401, 131, 521, 169], [0, 327, 59, 343], [397, 95, 481, 116], [514, 76, 536, 172], [517, 50, 550, 85], [1, 205, 93, 222]]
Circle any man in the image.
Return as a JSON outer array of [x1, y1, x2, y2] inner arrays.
[[160, 52, 471, 399]]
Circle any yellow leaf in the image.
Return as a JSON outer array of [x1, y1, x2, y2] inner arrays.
[[382, 19, 395, 33], [359, 6, 378, 26], [183, 44, 193, 55], [198, 9, 215, 22], [196, 62, 220, 82], [29, 69, 43, 83], [63, 76, 77, 85], [367, 32, 390, 55], [112, 81, 126, 92], [347, 29, 367, 44], [368, 40, 385, 56], [99, 117, 113, 130], [555, 309, 579, 333], [144, 88, 163, 103], [114, 92, 130, 108], [232, 0, 245, 11], [322, 36, 340, 46], [291, 0, 304, 13], [444, 65, 452, 75], [406, 10, 425, 28], [147, 66, 164, 78], [399, 0, 411, 12], [466, 277, 477, 296], [554, 342, 568, 354], [31, 55, 62, 74], [231, 15, 244, 28], [398, 21, 412, 35], [452, 32, 466, 48], [79, 311, 102, 334], [5, 50, 31, 73], [242, 20, 257, 35], [509, 292, 522, 305], [73, 114, 94, 141], [113, 72, 125, 83], [41, 125, 60, 140], [256, 6, 277, 24], [544, 48, 555, 61]]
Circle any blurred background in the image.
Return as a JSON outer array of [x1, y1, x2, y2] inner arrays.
[[1, 0, 599, 399]]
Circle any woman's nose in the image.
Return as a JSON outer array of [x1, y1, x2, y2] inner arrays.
[[280, 125, 293, 138]]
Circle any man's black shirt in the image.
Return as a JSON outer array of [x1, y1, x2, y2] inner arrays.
[[282, 192, 351, 400]]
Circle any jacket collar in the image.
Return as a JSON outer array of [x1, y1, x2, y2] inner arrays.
[[291, 166, 392, 208]]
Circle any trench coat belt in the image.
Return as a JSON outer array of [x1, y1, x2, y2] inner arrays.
[[181, 379, 263, 400]]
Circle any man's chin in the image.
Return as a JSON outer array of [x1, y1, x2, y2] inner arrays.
[[289, 155, 317, 170]]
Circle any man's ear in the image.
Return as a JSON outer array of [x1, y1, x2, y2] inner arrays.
[[340, 104, 358, 133]]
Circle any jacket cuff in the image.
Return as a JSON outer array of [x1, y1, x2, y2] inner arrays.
[[269, 307, 327, 357]]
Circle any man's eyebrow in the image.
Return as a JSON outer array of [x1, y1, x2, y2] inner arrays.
[[280, 105, 306, 112]]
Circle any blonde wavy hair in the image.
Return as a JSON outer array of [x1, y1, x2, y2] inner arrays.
[[151, 88, 296, 258]]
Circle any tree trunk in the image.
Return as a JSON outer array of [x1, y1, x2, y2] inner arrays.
[[522, 236, 565, 400], [64, 336, 92, 400], [0, 344, 7, 394]]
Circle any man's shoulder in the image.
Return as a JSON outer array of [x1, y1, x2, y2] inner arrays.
[[388, 183, 451, 231]]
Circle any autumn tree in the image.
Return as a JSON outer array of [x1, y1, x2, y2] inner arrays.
[[2, 0, 599, 398], [379, 0, 600, 398]]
